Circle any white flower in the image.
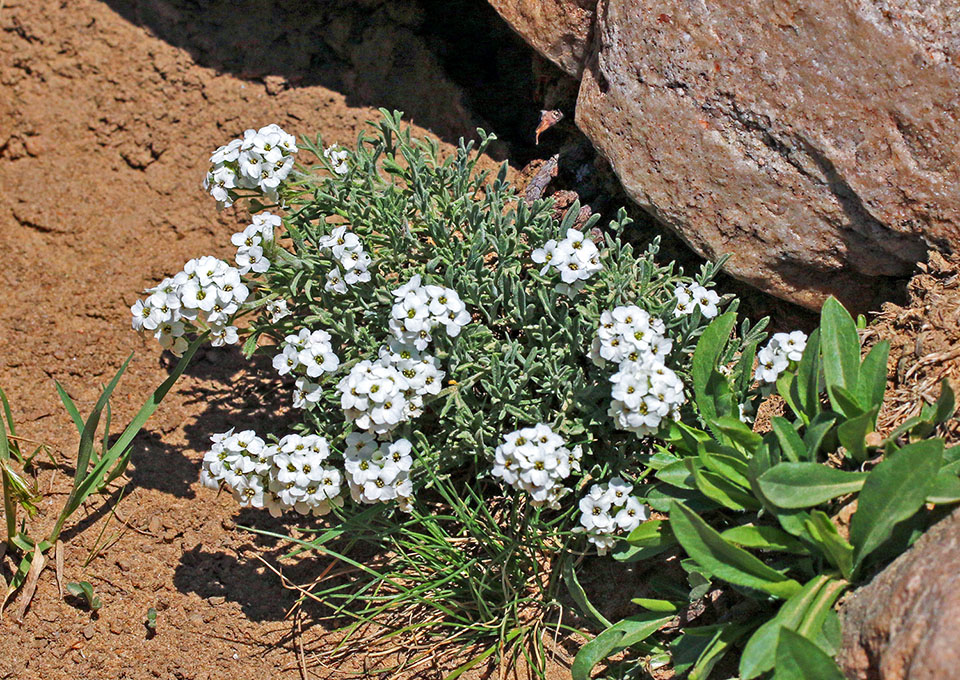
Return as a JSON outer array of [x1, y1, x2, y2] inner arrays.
[[235, 245, 270, 275], [532, 229, 602, 293], [689, 285, 721, 319], [323, 145, 350, 175], [754, 331, 807, 384], [577, 477, 650, 554], [608, 361, 686, 436], [491, 424, 579, 509], [293, 376, 323, 409], [387, 277, 471, 348], [204, 124, 297, 207], [265, 299, 290, 323], [337, 359, 411, 434], [344, 436, 415, 509], [772, 330, 808, 363]]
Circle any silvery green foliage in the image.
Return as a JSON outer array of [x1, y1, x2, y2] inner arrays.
[[134, 111, 763, 523], [232, 111, 749, 509]]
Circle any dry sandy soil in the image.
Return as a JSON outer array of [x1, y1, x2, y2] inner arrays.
[[1, 1, 958, 679]]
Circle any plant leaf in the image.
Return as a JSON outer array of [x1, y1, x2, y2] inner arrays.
[[692, 312, 738, 423], [856, 341, 889, 412], [771, 417, 806, 463], [758, 463, 868, 508], [927, 472, 960, 505], [820, 297, 860, 412], [739, 574, 847, 679], [774, 628, 846, 680], [720, 524, 807, 554], [670, 501, 801, 599], [850, 439, 943, 573], [571, 613, 672, 680], [804, 510, 854, 579], [837, 407, 879, 462]]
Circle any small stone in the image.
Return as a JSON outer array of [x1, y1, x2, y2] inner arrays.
[[263, 75, 286, 95], [207, 596, 225, 606], [23, 136, 45, 157], [148, 516, 161, 535], [82, 623, 95, 640]]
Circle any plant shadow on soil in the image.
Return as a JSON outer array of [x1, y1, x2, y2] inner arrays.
[[135, 345, 392, 629]]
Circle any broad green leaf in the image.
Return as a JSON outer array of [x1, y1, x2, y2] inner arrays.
[[720, 524, 807, 553], [803, 411, 837, 460], [691, 466, 762, 511], [929, 378, 956, 425], [711, 416, 763, 454], [692, 312, 738, 423], [827, 383, 866, 419], [837, 407, 879, 462], [926, 471, 960, 505], [758, 463, 868, 508], [698, 447, 751, 487], [776, 370, 802, 424], [688, 623, 752, 680], [820, 297, 860, 411], [740, 574, 847, 679], [626, 519, 675, 547], [850, 439, 943, 573], [804, 510, 854, 579], [771, 417, 806, 463], [657, 460, 697, 490], [856, 341, 889, 412], [792, 328, 822, 423], [773, 628, 846, 680], [571, 613, 672, 680], [670, 501, 801, 599]]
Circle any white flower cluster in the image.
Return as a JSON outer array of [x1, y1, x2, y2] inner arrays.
[[754, 330, 808, 383], [344, 433, 414, 510], [203, 124, 298, 208], [200, 430, 344, 517], [577, 477, 649, 555], [131, 256, 248, 355], [318, 226, 372, 293], [231, 212, 279, 275], [388, 275, 471, 350], [674, 283, 721, 319], [491, 424, 582, 509], [532, 228, 603, 296], [609, 362, 686, 436], [335, 342, 445, 434], [589, 305, 686, 436], [324, 145, 350, 175], [272, 329, 342, 409], [590, 306, 672, 368]]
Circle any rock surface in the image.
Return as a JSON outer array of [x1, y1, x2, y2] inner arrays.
[[493, 0, 960, 309], [838, 507, 960, 679], [487, 0, 596, 77]]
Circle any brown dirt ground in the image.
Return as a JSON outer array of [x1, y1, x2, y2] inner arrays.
[[2, 1, 958, 679]]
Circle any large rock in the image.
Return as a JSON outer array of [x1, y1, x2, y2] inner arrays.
[[495, 0, 960, 309], [837, 507, 960, 679], [487, 0, 596, 77]]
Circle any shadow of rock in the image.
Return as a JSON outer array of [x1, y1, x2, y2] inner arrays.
[[99, 0, 551, 162]]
